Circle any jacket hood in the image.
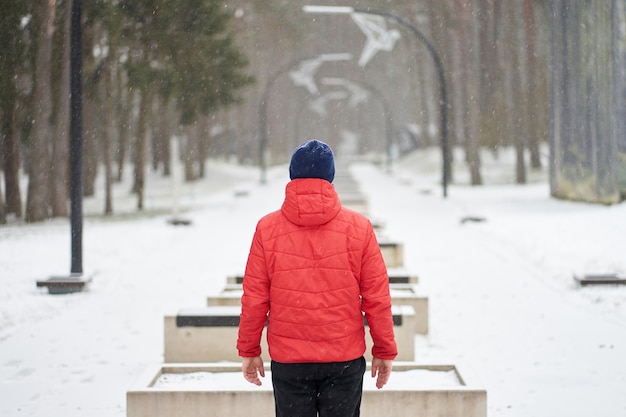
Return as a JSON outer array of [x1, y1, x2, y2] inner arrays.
[[281, 178, 341, 227]]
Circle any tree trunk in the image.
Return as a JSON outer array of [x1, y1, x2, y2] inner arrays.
[[26, 0, 55, 222], [81, 84, 97, 197], [102, 55, 116, 215], [510, 2, 527, 184], [618, 1, 626, 196], [151, 98, 161, 172], [0, 9, 24, 219], [0, 3, 26, 219], [152, 99, 171, 175], [81, 21, 98, 198], [198, 115, 211, 179], [0, 177, 5, 224], [477, 0, 497, 113], [426, 0, 455, 182], [457, 0, 482, 185], [161, 114, 172, 177], [116, 75, 131, 182], [549, 0, 622, 204], [522, 0, 543, 169], [133, 88, 152, 210], [183, 123, 200, 182], [1, 101, 22, 218], [495, 1, 526, 184], [49, 0, 70, 218]]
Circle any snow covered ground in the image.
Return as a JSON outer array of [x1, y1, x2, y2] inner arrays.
[[1, 148, 625, 417]]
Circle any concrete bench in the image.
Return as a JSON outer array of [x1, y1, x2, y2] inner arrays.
[[221, 282, 243, 292], [163, 305, 415, 363], [208, 283, 428, 335], [386, 267, 419, 284], [226, 274, 244, 285], [378, 240, 404, 268], [127, 362, 487, 417], [163, 306, 268, 363], [574, 273, 626, 286], [207, 291, 242, 306], [225, 268, 417, 288], [389, 284, 429, 334]]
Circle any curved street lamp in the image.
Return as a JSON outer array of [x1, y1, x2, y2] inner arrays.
[[303, 5, 450, 197], [321, 77, 395, 172], [258, 53, 351, 183]]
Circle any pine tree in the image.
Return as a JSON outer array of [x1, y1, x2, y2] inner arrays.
[[0, 1, 29, 219], [118, 0, 254, 208]]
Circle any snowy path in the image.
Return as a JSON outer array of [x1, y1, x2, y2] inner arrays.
[[1, 156, 625, 417], [350, 162, 626, 417], [0, 162, 283, 417]]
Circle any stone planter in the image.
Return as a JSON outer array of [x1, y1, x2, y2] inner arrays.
[[208, 283, 428, 335], [164, 306, 416, 363], [378, 240, 404, 268], [127, 362, 487, 417]]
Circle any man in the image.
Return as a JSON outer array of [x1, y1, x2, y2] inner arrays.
[[237, 139, 397, 417]]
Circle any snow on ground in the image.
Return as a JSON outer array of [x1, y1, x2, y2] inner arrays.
[[1, 148, 625, 417]]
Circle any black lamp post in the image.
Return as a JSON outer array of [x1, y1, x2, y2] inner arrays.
[[69, 0, 84, 275], [37, 0, 90, 294]]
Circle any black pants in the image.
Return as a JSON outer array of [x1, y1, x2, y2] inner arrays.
[[271, 357, 366, 417]]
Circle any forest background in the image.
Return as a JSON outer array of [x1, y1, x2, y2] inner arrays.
[[1, 0, 625, 224]]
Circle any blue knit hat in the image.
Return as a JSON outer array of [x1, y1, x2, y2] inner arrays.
[[289, 139, 335, 183]]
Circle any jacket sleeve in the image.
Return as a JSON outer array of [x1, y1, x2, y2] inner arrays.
[[359, 223, 398, 360], [237, 224, 270, 357]]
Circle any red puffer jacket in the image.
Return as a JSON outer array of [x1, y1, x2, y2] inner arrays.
[[237, 178, 397, 363]]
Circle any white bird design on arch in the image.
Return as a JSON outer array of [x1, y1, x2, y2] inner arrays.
[[351, 13, 401, 67]]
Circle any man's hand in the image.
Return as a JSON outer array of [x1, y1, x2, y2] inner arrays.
[[371, 357, 393, 389], [242, 356, 265, 386]]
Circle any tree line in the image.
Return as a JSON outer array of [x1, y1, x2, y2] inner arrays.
[[221, 0, 623, 203], [209, 1, 553, 188], [0, 0, 254, 224], [2, 0, 624, 224]]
